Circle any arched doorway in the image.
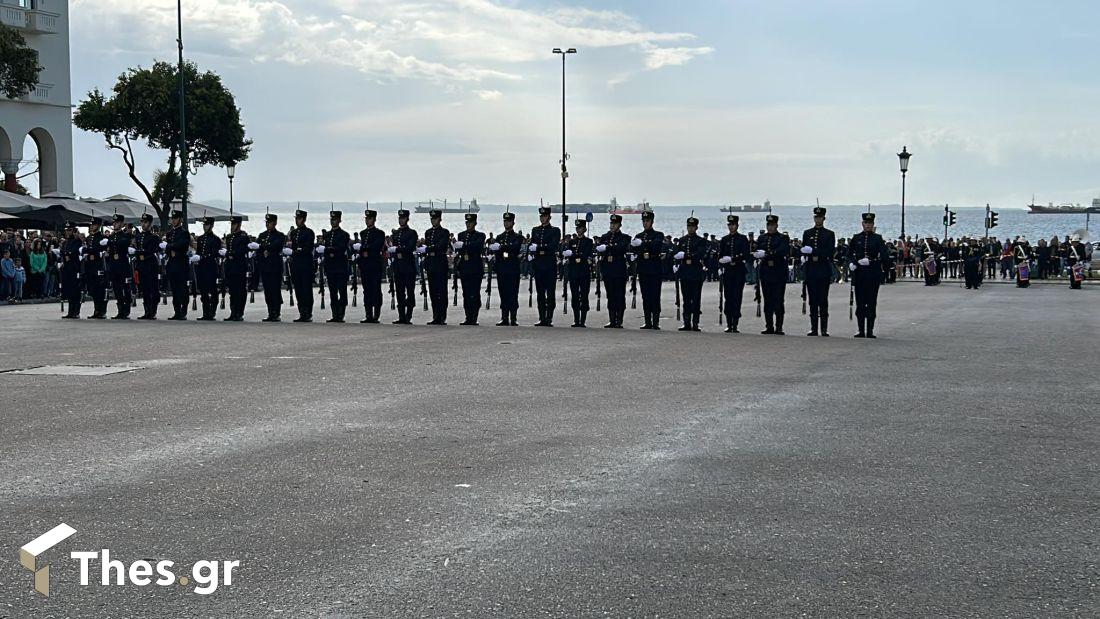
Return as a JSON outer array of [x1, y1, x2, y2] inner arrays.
[[27, 127, 58, 197], [0, 126, 15, 193]]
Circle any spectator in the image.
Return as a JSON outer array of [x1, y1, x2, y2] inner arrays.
[[29, 240, 47, 298], [1, 249, 13, 301], [12, 257, 25, 302]]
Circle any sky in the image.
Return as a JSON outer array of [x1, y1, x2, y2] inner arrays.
[[55, 0, 1100, 207]]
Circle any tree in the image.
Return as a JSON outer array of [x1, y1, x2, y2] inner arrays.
[[0, 24, 42, 99], [73, 60, 252, 226]]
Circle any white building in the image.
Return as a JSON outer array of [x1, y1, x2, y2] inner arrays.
[[0, 0, 73, 197]]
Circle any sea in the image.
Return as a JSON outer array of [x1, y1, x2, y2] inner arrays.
[[213, 202, 1096, 242]]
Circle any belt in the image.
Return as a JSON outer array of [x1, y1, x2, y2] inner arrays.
[[642, 252, 650, 259], [811, 256, 820, 262], [767, 260, 775, 267], [138, 256, 144, 261], [685, 259, 693, 265], [606, 256, 614, 262], [538, 250, 546, 256], [170, 251, 177, 257], [502, 252, 511, 258], [573, 258, 582, 263], [113, 254, 119, 260], [428, 252, 438, 257]]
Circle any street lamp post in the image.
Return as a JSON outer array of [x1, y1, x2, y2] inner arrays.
[[177, 0, 189, 230], [897, 146, 911, 240], [553, 47, 576, 233], [227, 164, 236, 215]]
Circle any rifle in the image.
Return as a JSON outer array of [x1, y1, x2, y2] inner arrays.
[[753, 260, 762, 318], [630, 261, 637, 310], [801, 276, 807, 315], [351, 251, 358, 307], [561, 247, 569, 316], [158, 248, 168, 305], [595, 256, 602, 312], [284, 255, 295, 307], [849, 272, 855, 321], [419, 255, 428, 312], [527, 244, 533, 308], [248, 240, 256, 304], [219, 236, 226, 310], [485, 252, 494, 310], [452, 236, 460, 307], [388, 259, 396, 311], [674, 273, 681, 321], [718, 272, 724, 325], [318, 230, 327, 311], [190, 259, 198, 311]]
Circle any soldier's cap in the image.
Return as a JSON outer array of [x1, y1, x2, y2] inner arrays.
[[766, 214, 779, 224], [64, 221, 77, 230], [112, 214, 126, 224], [294, 209, 308, 219], [364, 209, 377, 218], [727, 215, 739, 225], [429, 209, 442, 218], [140, 213, 154, 223], [502, 212, 515, 221], [202, 216, 216, 226], [330, 210, 342, 220], [862, 212, 876, 223], [813, 206, 827, 217], [465, 213, 477, 223], [397, 209, 410, 218], [265, 213, 278, 223], [170, 210, 184, 219], [609, 214, 623, 224], [574, 218, 586, 227], [641, 211, 655, 221], [538, 206, 552, 216], [686, 216, 699, 226], [89, 217, 106, 226], [230, 215, 244, 225]]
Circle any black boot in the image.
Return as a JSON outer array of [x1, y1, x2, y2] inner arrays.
[[605, 311, 616, 328], [679, 315, 692, 331], [497, 310, 510, 326], [651, 313, 660, 330], [641, 313, 652, 329], [807, 315, 818, 336], [866, 317, 876, 339], [692, 313, 701, 332], [855, 316, 865, 337], [580, 310, 587, 327], [761, 313, 774, 335], [774, 314, 784, 335], [820, 315, 829, 337], [510, 309, 518, 326], [615, 310, 625, 328]]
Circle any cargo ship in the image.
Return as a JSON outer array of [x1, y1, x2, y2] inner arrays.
[[414, 198, 480, 214], [610, 199, 653, 215], [1027, 196, 1100, 214], [721, 200, 772, 214]]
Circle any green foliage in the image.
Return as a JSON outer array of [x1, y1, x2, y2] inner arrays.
[[0, 24, 42, 99]]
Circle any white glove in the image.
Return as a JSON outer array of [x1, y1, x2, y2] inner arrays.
[[858, 257, 870, 266], [218, 248, 227, 257], [527, 255, 534, 261], [247, 251, 255, 258], [416, 246, 427, 254], [189, 255, 200, 264], [127, 247, 136, 255], [52, 248, 60, 256], [631, 238, 642, 247], [248, 242, 260, 250], [158, 241, 167, 250], [801, 246, 813, 255], [387, 246, 397, 255], [674, 251, 685, 260], [719, 256, 732, 265], [315, 245, 326, 254], [849, 262, 858, 271], [528, 243, 538, 252], [801, 256, 808, 264], [352, 243, 362, 251], [596, 244, 608, 253], [753, 250, 765, 259], [281, 247, 292, 256], [99, 238, 109, 247], [489, 243, 501, 251], [673, 265, 680, 274], [563, 249, 574, 258], [78, 247, 85, 256], [453, 241, 464, 250]]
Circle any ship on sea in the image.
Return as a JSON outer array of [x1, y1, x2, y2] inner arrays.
[[1027, 196, 1100, 214], [413, 198, 480, 214], [721, 200, 773, 214], [610, 199, 653, 215], [543, 197, 614, 214]]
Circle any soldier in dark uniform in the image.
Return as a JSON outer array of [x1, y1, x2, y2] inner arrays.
[[490, 211, 523, 326], [419, 209, 451, 325], [1014, 239, 1031, 288], [164, 210, 191, 320], [962, 238, 983, 290], [58, 222, 83, 319], [673, 216, 708, 331], [633, 211, 665, 329], [223, 215, 250, 321], [922, 237, 941, 286], [388, 209, 418, 324], [322, 210, 352, 322], [529, 206, 562, 326], [848, 212, 888, 338], [454, 213, 486, 325], [355, 209, 386, 323], [84, 217, 109, 319], [562, 217, 594, 327], [195, 216, 222, 320], [107, 214, 134, 319], [255, 213, 287, 322], [800, 207, 836, 336], [754, 214, 791, 334], [1066, 235, 1086, 289], [133, 213, 161, 319], [717, 215, 751, 333], [288, 209, 315, 322], [596, 213, 631, 328]]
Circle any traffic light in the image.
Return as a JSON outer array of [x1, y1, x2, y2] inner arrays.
[[943, 213, 949, 227], [988, 211, 999, 228], [948, 211, 957, 226]]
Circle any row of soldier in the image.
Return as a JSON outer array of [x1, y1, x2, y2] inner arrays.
[[52, 205, 896, 337]]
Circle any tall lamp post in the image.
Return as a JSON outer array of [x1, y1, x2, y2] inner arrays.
[[176, 0, 189, 230], [227, 164, 236, 215], [553, 47, 576, 233], [897, 146, 911, 240]]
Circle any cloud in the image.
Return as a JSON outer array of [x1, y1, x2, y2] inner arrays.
[[71, 0, 713, 86], [474, 89, 503, 101]]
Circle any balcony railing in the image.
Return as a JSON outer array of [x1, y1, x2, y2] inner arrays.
[[0, 5, 26, 28], [24, 8, 58, 33], [0, 3, 59, 33], [14, 83, 53, 103]]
